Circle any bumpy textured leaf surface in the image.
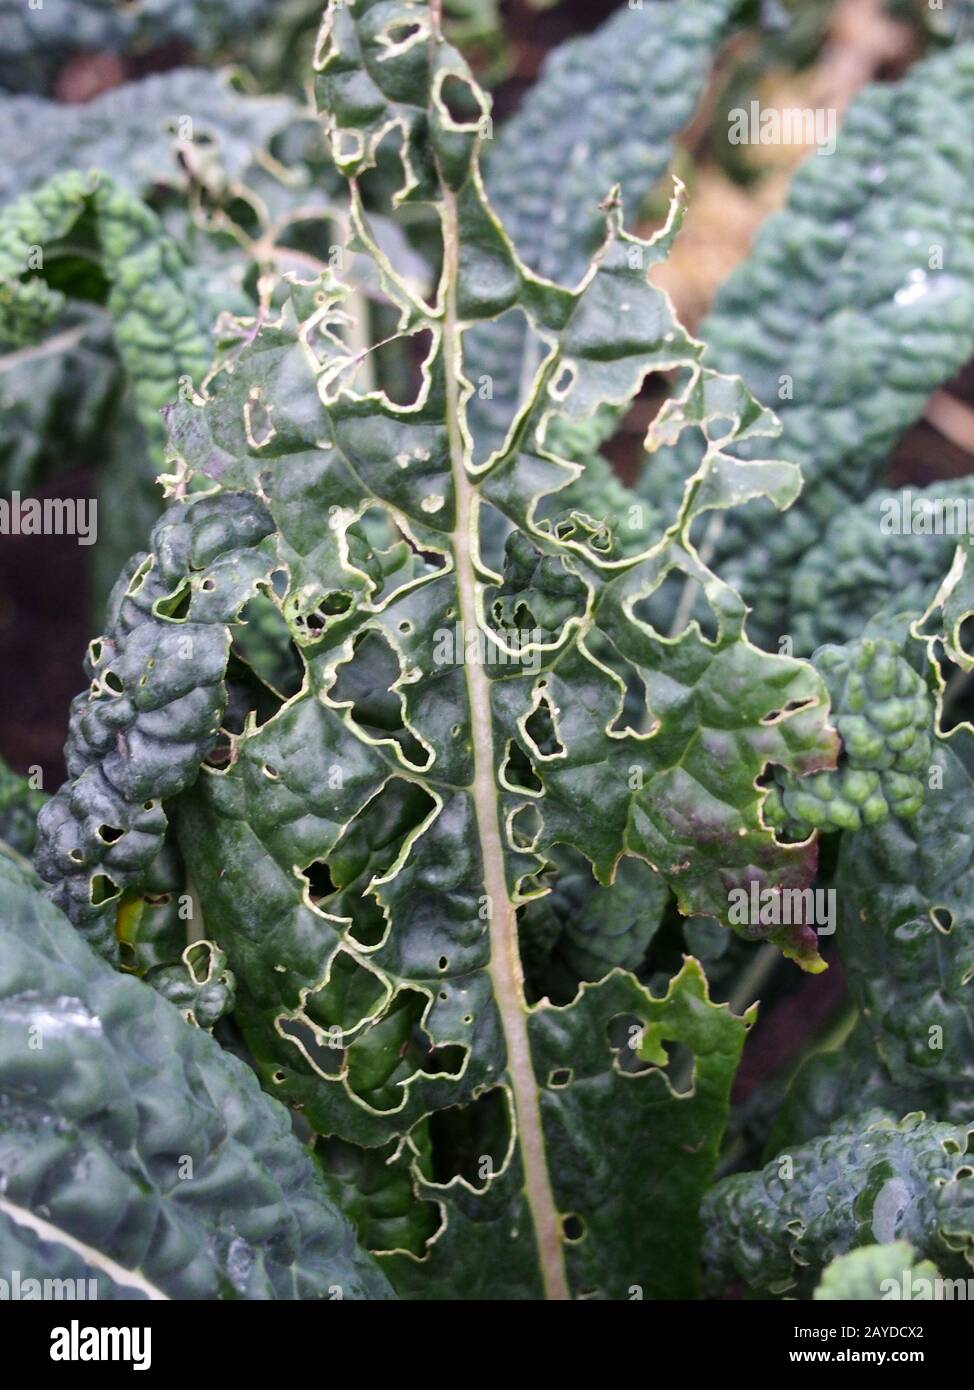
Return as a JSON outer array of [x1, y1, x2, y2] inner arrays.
[[467, 0, 738, 459], [833, 736, 974, 1106], [0, 855, 391, 1300], [145, 940, 238, 1029], [639, 42, 974, 642], [0, 69, 301, 502], [42, 0, 837, 1299], [813, 1242, 941, 1301], [34, 491, 277, 957], [0, 0, 278, 94], [703, 1113, 974, 1297], [788, 480, 974, 656], [765, 636, 933, 836], [0, 169, 211, 461], [0, 69, 298, 205]]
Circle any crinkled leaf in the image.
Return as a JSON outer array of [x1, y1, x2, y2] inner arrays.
[[0, 855, 391, 1300], [42, 0, 836, 1300], [467, 0, 739, 460], [0, 69, 298, 205], [813, 1242, 941, 1301], [788, 480, 974, 656], [0, 169, 211, 461], [639, 42, 974, 642], [833, 736, 974, 1103], [704, 1113, 974, 1298], [765, 635, 933, 836], [34, 490, 278, 957], [145, 940, 237, 1030]]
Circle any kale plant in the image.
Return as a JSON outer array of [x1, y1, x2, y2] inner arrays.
[[3, 0, 974, 1305]]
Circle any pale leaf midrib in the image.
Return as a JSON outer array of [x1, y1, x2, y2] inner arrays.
[[440, 187, 569, 1302], [0, 1194, 170, 1301]]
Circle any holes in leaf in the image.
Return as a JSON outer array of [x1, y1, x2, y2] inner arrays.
[[154, 579, 192, 622], [185, 941, 216, 985], [331, 629, 431, 770], [327, 778, 438, 948], [472, 507, 510, 588], [425, 1042, 466, 1076], [562, 1214, 585, 1242], [931, 906, 954, 934], [757, 765, 808, 846], [277, 1017, 345, 1078], [501, 739, 542, 794], [89, 873, 120, 906], [707, 415, 736, 443], [244, 388, 276, 449], [524, 696, 564, 758], [382, 18, 423, 45], [343, 503, 446, 606], [302, 952, 388, 1034], [760, 698, 814, 726], [332, 127, 364, 165], [317, 1136, 442, 1258], [607, 1010, 696, 1093], [348, 326, 433, 408], [125, 556, 152, 597], [605, 1013, 653, 1076], [203, 738, 233, 770], [233, 593, 303, 699], [428, 1087, 510, 1191], [631, 569, 717, 643], [437, 73, 483, 128], [548, 1068, 573, 1089], [300, 859, 337, 905], [958, 614, 974, 661], [551, 364, 576, 401], [224, 652, 284, 733], [465, 311, 543, 469], [292, 592, 353, 643], [935, 645, 974, 734], [344, 989, 464, 1112], [658, 1040, 695, 1096], [510, 802, 543, 851]]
